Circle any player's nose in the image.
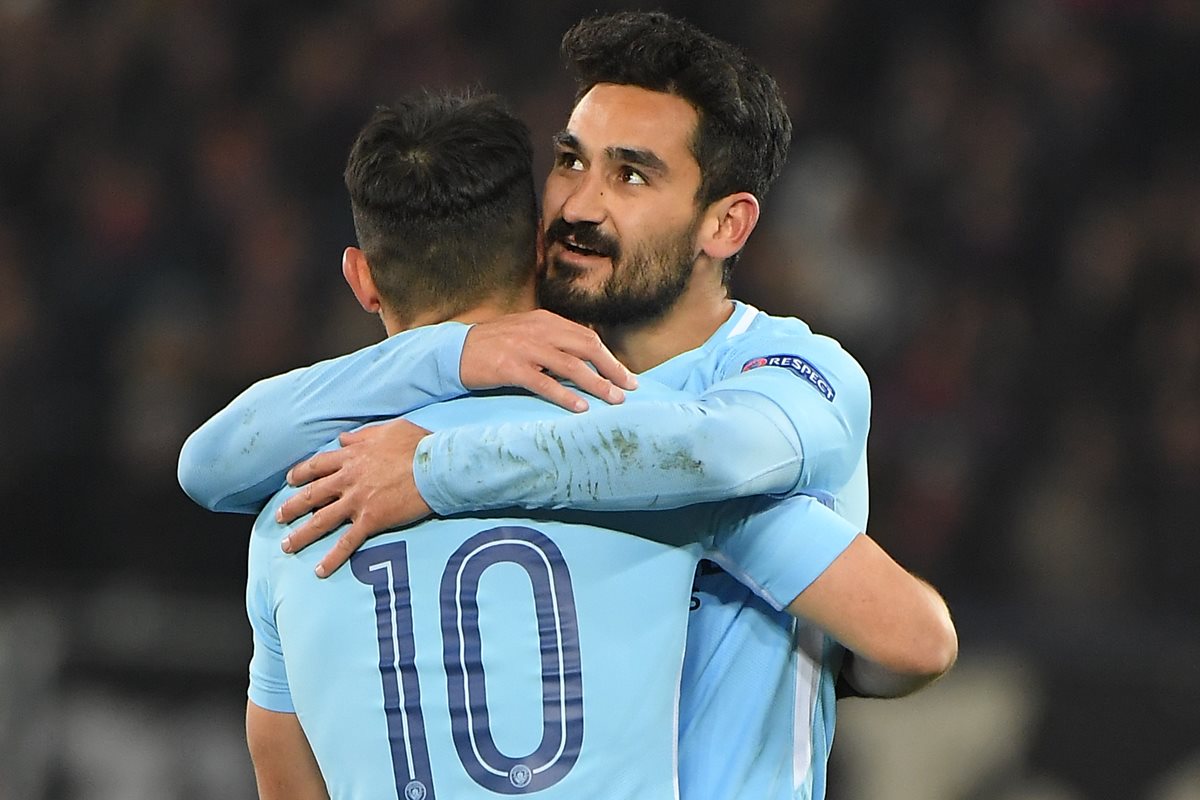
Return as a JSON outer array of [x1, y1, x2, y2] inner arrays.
[[560, 169, 607, 225]]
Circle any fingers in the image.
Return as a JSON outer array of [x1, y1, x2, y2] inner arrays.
[[280, 513, 364, 578], [521, 370, 591, 413], [338, 427, 369, 445], [277, 474, 342, 524], [280, 497, 350, 553], [286, 450, 343, 487], [276, 421, 432, 575], [531, 316, 637, 392], [503, 336, 634, 410], [567, 329, 638, 391], [460, 311, 638, 404], [314, 524, 370, 578]]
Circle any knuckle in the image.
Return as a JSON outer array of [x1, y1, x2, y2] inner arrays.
[[581, 374, 607, 392], [534, 373, 559, 392], [314, 504, 339, 529]]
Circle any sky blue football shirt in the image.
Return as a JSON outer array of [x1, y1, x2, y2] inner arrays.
[[245, 386, 860, 800]]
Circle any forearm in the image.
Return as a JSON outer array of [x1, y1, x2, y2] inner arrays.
[[787, 537, 958, 698], [839, 648, 947, 699], [178, 323, 469, 513], [414, 391, 803, 514]]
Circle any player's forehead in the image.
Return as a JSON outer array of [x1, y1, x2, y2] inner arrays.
[[564, 83, 699, 169]]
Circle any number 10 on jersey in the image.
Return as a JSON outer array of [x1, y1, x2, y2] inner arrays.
[[351, 526, 585, 798]]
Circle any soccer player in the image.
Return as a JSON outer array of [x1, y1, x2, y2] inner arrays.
[[180, 13, 957, 800], [224, 91, 953, 800]]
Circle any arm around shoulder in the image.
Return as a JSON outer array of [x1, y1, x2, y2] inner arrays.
[[177, 323, 471, 514]]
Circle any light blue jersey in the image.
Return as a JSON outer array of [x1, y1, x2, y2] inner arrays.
[[678, 562, 842, 800], [398, 303, 871, 799], [409, 304, 869, 529], [644, 302, 870, 800], [179, 321, 470, 514], [180, 301, 870, 800], [246, 388, 861, 800]]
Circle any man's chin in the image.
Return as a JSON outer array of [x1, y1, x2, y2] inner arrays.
[[548, 252, 613, 280], [537, 276, 606, 322], [543, 258, 612, 296]]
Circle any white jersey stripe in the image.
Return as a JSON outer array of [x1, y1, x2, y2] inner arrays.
[[792, 625, 824, 794], [726, 303, 759, 339]]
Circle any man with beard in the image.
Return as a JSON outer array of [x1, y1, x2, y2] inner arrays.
[[181, 12, 956, 800], [231, 90, 934, 799]]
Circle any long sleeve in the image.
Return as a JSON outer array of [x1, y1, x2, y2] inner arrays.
[[413, 387, 805, 514], [706, 325, 871, 495], [178, 322, 470, 513], [412, 322, 871, 516]]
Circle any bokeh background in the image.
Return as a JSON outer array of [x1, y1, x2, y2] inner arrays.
[[2, 1, 1198, 798]]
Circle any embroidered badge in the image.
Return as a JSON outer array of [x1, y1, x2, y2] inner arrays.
[[741, 354, 836, 401]]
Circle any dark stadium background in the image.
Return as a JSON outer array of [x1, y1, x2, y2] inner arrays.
[[2, 1, 1198, 798]]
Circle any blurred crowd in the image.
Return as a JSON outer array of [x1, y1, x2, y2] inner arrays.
[[1, 1, 1197, 798]]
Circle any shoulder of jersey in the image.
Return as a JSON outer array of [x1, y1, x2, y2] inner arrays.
[[729, 310, 869, 398]]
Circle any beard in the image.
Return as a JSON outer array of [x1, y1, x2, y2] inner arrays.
[[537, 217, 700, 327]]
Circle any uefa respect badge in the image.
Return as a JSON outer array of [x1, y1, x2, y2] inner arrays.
[[741, 354, 836, 401]]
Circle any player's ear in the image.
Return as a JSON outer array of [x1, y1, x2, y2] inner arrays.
[[699, 192, 760, 261], [342, 246, 382, 313]]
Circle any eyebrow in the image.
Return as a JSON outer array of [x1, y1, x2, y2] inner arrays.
[[608, 146, 668, 177], [552, 131, 669, 177], [552, 131, 583, 153]]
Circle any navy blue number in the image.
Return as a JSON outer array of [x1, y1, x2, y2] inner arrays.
[[352, 527, 583, 798], [440, 527, 583, 794], [351, 541, 437, 800]]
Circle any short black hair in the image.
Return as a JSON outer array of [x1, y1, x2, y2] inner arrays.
[[561, 10, 792, 207], [344, 90, 537, 322]]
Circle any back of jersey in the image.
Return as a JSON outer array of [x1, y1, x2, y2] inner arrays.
[[247, 392, 702, 800]]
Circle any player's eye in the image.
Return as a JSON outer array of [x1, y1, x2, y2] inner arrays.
[[557, 152, 585, 171], [618, 165, 648, 186]]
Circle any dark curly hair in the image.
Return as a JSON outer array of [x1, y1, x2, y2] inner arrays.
[[344, 90, 537, 322], [561, 10, 792, 208]]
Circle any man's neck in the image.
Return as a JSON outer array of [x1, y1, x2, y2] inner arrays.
[[382, 287, 537, 336], [597, 265, 735, 374]]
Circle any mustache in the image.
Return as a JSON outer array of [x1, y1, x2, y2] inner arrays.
[[545, 218, 621, 260]]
